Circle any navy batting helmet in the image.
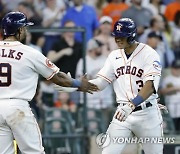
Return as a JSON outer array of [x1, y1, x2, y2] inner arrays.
[[1, 12, 34, 36], [112, 18, 137, 44]]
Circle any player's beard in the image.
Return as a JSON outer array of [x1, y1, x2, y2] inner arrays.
[[20, 32, 27, 44], [21, 37, 26, 44]]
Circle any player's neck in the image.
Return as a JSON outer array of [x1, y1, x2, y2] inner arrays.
[[124, 42, 139, 55], [4, 36, 18, 42]]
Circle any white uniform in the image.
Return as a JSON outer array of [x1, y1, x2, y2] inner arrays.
[[161, 75, 180, 118], [0, 41, 59, 153], [96, 43, 163, 154]]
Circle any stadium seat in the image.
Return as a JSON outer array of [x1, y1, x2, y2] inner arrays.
[[44, 108, 76, 132], [43, 118, 71, 154], [77, 108, 106, 134]]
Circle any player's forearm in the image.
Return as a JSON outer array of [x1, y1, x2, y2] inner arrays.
[[130, 80, 154, 107], [138, 80, 154, 100], [89, 77, 109, 91], [50, 72, 73, 87]]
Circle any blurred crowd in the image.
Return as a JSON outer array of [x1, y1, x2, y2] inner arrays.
[[1, 0, 180, 140]]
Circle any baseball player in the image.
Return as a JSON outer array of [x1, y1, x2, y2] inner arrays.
[[0, 12, 98, 154], [89, 18, 163, 154]]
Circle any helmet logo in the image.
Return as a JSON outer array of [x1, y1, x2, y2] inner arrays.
[[6, 17, 11, 23], [116, 24, 122, 31]]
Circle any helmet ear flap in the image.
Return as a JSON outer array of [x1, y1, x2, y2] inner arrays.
[[127, 32, 136, 44]]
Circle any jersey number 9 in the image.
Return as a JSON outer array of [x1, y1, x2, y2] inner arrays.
[[0, 63, 11, 87]]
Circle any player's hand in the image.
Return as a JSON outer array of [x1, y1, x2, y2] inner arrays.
[[158, 103, 168, 113], [115, 102, 135, 122], [78, 74, 99, 94]]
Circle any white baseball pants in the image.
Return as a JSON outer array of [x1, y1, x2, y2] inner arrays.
[[0, 99, 45, 154], [102, 103, 163, 154]]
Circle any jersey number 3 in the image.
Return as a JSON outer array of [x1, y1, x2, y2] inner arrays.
[[0, 63, 11, 87], [136, 80, 143, 92]]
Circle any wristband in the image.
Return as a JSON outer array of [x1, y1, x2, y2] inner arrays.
[[72, 79, 81, 88], [131, 95, 144, 106]]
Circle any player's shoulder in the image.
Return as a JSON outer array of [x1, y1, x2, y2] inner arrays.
[[107, 49, 121, 60], [140, 43, 159, 57]]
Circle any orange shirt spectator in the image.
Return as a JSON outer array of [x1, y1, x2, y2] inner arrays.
[[54, 92, 77, 112], [54, 100, 75, 108], [164, 0, 180, 21], [102, 0, 129, 28]]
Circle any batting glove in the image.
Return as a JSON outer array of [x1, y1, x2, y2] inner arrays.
[[115, 102, 135, 122]]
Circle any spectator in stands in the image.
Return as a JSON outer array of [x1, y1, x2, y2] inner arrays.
[[146, 31, 165, 67], [145, 0, 166, 16], [95, 16, 117, 56], [17, 2, 44, 47], [39, 79, 56, 109], [2, 0, 22, 11], [146, 31, 162, 49], [161, 14, 172, 47], [86, 0, 107, 17], [28, 0, 46, 18], [26, 31, 42, 52], [160, 60, 180, 132], [42, 0, 66, 55], [47, 20, 82, 78], [76, 38, 113, 127], [122, 0, 153, 36], [139, 15, 164, 43], [162, 0, 174, 5], [102, 0, 129, 28], [164, 0, 180, 22], [54, 92, 77, 113], [61, 0, 99, 42], [139, 15, 175, 68], [171, 11, 180, 59]]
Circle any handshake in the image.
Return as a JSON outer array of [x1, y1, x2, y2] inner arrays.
[[54, 72, 99, 94]]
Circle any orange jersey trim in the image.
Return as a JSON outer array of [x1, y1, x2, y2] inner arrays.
[[46, 68, 59, 80], [97, 74, 112, 83]]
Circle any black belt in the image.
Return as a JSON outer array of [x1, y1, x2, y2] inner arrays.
[[117, 102, 152, 112], [133, 102, 152, 112]]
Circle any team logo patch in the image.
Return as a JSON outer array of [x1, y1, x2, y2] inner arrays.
[[153, 61, 162, 71], [46, 58, 54, 68]]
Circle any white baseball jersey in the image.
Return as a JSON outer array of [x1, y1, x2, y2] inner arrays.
[[97, 43, 162, 103], [0, 41, 59, 101]]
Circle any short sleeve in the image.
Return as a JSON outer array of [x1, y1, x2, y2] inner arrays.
[[143, 53, 162, 82], [33, 51, 59, 80], [97, 57, 115, 83]]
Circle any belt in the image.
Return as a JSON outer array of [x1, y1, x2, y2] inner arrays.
[[117, 102, 152, 112], [133, 102, 152, 112]]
